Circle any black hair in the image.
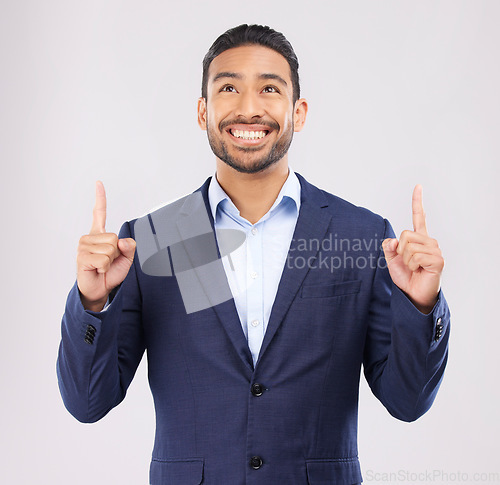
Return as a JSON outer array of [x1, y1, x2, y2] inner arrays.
[[201, 24, 300, 103]]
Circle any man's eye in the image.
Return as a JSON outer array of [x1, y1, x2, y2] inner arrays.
[[220, 85, 236, 92], [263, 86, 279, 93]]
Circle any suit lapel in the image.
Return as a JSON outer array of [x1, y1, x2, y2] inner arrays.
[[176, 177, 254, 372], [256, 173, 331, 367]]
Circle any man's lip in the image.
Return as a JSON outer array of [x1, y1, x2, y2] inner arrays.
[[225, 124, 273, 134], [225, 125, 273, 145], [226, 124, 273, 139]]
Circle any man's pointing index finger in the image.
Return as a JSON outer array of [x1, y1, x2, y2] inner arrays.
[[90, 180, 107, 234], [412, 184, 428, 236]]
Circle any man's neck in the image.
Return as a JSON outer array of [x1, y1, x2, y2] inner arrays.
[[215, 158, 290, 225]]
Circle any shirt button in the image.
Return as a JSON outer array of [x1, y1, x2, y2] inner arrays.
[[251, 319, 260, 327], [250, 455, 263, 469], [251, 227, 258, 235], [250, 271, 258, 279]]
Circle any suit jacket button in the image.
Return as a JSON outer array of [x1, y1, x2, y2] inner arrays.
[[251, 383, 264, 397], [434, 323, 443, 341], [250, 456, 263, 469], [84, 337, 93, 345]]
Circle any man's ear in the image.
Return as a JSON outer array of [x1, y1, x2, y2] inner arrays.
[[293, 98, 308, 132], [197, 97, 207, 130]]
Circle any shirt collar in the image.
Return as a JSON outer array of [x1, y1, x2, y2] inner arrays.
[[208, 167, 301, 223]]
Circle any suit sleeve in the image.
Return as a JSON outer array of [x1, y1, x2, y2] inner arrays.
[[362, 218, 450, 422], [56, 221, 145, 423]]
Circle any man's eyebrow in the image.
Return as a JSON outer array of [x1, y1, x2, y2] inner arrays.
[[211, 71, 288, 87], [212, 72, 242, 83], [258, 73, 288, 87]]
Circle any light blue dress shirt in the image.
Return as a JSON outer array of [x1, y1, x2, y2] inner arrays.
[[208, 168, 301, 366]]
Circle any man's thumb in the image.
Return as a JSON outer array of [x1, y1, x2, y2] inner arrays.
[[118, 238, 136, 260], [382, 238, 398, 263]]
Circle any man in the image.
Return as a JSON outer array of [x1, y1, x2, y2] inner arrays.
[[57, 24, 450, 485]]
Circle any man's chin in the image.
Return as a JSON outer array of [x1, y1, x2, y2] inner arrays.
[[208, 136, 289, 174], [220, 156, 280, 175]]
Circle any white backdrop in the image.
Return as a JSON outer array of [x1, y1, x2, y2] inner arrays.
[[1, 1, 499, 484]]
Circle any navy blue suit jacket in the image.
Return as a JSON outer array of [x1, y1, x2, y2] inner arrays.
[[57, 173, 450, 485]]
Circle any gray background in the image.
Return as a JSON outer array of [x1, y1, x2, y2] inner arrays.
[[1, 1, 498, 483]]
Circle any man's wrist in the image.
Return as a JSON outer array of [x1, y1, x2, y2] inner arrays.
[[403, 290, 439, 315], [393, 280, 440, 315], [80, 294, 108, 312]]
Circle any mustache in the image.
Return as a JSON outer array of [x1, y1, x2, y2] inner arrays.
[[220, 118, 280, 132]]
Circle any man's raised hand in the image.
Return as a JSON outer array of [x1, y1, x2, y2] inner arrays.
[[382, 185, 444, 314], [76, 181, 136, 312]]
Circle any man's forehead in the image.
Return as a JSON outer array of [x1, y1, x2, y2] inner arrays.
[[208, 45, 291, 84]]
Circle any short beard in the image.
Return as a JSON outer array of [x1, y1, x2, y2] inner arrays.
[[206, 116, 294, 175]]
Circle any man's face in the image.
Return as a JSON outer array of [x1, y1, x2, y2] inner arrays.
[[198, 45, 307, 174]]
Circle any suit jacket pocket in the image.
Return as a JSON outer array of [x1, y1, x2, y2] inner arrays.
[[301, 280, 361, 299], [150, 458, 204, 485], [306, 457, 362, 485]]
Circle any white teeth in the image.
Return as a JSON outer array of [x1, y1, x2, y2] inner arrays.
[[231, 129, 267, 140]]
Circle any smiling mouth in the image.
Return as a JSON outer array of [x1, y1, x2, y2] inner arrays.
[[227, 127, 272, 142]]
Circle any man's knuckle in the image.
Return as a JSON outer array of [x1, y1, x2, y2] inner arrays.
[[102, 244, 114, 256], [107, 233, 118, 244]]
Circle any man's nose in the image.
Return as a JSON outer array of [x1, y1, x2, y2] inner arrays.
[[236, 91, 265, 118]]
